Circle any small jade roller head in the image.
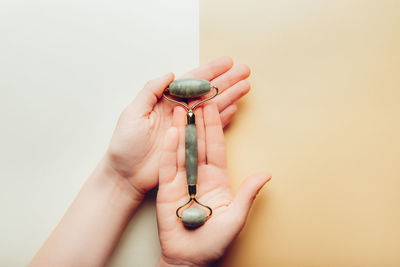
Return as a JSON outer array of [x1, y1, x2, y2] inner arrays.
[[176, 195, 213, 228], [181, 207, 207, 228], [163, 78, 218, 228]]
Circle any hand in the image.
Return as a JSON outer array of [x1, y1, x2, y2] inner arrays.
[[156, 102, 271, 267], [105, 57, 252, 197]]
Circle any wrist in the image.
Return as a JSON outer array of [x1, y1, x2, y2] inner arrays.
[[157, 255, 209, 267], [89, 157, 145, 208]]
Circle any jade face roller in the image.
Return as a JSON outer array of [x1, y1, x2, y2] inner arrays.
[[163, 78, 218, 228]]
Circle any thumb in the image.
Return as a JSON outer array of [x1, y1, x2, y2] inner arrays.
[[133, 72, 175, 113], [232, 172, 271, 225]]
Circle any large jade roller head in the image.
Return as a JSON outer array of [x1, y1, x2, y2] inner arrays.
[[163, 78, 218, 228]]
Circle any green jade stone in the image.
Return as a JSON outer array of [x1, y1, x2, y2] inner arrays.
[[182, 207, 206, 227], [169, 78, 211, 98], [185, 124, 197, 186]]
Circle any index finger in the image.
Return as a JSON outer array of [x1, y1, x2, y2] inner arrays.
[[180, 56, 233, 81]]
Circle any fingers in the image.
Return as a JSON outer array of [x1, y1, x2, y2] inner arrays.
[[194, 106, 207, 166], [133, 72, 175, 114], [203, 102, 226, 168], [212, 64, 250, 95], [131, 59, 249, 119], [216, 80, 250, 112], [232, 172, 271, 226], [174, 58, 251, 130], [158, 127, 179, 185], [172, 106, 187, 172], [220, 104, 238, 128], [181, 56, 234, 81]]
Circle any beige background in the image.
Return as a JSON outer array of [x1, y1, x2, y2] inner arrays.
[[200, 0, 400, 266]]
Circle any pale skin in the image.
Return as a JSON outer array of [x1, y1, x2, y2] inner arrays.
[[29, 56, 270, 267], [156, 102, 271, 267]]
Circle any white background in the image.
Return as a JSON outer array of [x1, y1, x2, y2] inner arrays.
[[0, 0, 198, 266]]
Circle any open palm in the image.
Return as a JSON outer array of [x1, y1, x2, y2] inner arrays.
[[106, 57, 252, 194], [156, 102, 271, 266]]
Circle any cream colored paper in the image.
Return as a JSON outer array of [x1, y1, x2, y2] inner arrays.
[[201, 0, 400, 266]]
